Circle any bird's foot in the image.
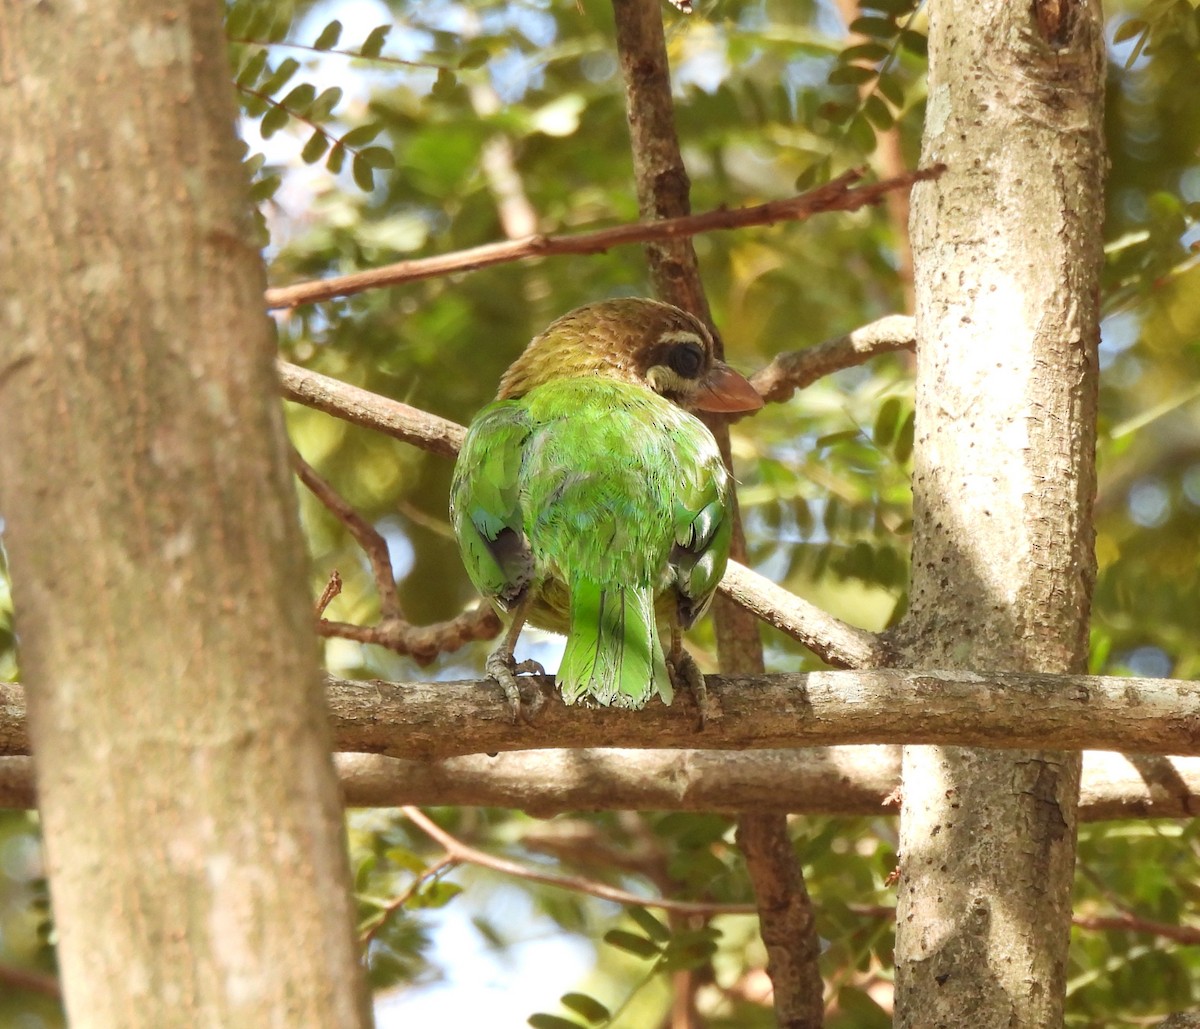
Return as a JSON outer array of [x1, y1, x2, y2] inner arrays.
[[668, 649, 707, 731], [485, 649, 546, 725]]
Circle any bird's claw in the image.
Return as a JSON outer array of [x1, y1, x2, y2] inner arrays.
[[486, 650, 546, 725], [668, 649, 708, 732]]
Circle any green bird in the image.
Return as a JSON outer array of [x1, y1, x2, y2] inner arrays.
[[450, 298, 762, 721]]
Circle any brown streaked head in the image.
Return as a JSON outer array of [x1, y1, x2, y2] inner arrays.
[[496, 298, 763, 414]]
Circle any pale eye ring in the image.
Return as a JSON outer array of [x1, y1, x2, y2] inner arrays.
[[668, 341, 705, 379]]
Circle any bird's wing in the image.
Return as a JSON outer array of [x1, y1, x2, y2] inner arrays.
[[669, 464, 732, 628], [449, 401, 534, 611]]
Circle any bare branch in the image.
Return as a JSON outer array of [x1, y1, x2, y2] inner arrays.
[[401, 806, 755, 916], [4, 749, 1199, 820], [1, 671, 1197, 760], [292, 446, 502, 662], [292, 450, 404, 622], [278, 360, 466, 458], [314, 608, 500, 665], [264, 169, 941, 311], [750, 315, 917, 405], [719, 560, 893, 669], [1072, 912, 1200, 946], [0, 961, 61, 999], [735, 814, 824, 1026]]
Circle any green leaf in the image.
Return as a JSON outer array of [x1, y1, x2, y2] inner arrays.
[[259, 103, 289, 139], [846, 112, 878, 154], [235, 48, 268, 88], [841, 41, 890, 62], [876, 71, 905, 106], [313, 19, 343, 50], [248, 172, 281, 203], [863, 0, 917, 13], [818, 101, 854, 124], [281, 82, 317, 114], [459, 48, 490, 69], [894, 410, 916, 463], [432, 67, 457, 98], [410, 881, 462, 909], [661, 938, 719, 970], [528, 1016, 586, 1029], [341, 123, 383, 148], [874, 397, 902, 447], [829, 64, 877, 86], [358, 145, 395, 169], [309, 86, 343, 121], [849, 16, 899, 37], [899, 29, 928, 56], [326, 142, 346, 174], [225, 3, 255, 39], [627, 906, 672, 943], [603, 929, 661, 959], [360, 24, 391, 59], [352, 153, 376, 191], [300, 131, 330, 164], [560, 993, 611, 1024], [795, 159, 830, 190], [1112, 18, 1147, 44], [863, 93, 895, 130], [259, 57, 300, 97]]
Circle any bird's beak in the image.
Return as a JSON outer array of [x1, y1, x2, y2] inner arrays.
[[692, 362, 764, 413]]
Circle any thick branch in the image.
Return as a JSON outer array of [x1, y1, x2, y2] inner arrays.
[[751, 315, 916, 405], [3, 749, 1199, 818], [263, 169, 941, 310], [2, 671, 1199, 760]]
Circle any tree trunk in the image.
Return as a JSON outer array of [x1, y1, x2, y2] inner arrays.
[[894, 1, 1106, 1026], [0, 3, 372, 1026]]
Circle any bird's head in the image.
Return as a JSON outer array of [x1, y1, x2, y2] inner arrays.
[[497, 298, 763, 414]]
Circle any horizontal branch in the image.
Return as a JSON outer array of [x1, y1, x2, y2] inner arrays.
[[2, 669, 1199, 762], [750, 314, 916, 405], [3, 748, 1196, 820], [264, 167, 944, 309]]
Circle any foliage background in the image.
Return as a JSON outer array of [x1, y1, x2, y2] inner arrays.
[[1, 0, 1199, 1025]]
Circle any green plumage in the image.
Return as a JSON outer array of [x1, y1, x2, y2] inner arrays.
[[451, 377, 732, 709]]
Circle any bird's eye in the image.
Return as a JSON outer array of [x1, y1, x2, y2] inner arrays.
[[667, 341, 705, 379]]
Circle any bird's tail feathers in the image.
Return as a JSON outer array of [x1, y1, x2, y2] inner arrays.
[[558, 581, 672, 709]]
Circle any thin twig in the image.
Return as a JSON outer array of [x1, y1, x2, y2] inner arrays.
[[264, 166, 943, 310], [292, 449, 404, 621], [751, 314, 916, 405], [0, 961, 61, 999], [292, 446, 501, 662], [851, 902, 1200, 946], [401, 806, 756, 916], [360, 856, 459, 951], [315, 570, 343, 618], [314, 607, 500, 664]]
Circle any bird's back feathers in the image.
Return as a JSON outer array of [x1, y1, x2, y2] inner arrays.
[[450, 377, 731, 708]]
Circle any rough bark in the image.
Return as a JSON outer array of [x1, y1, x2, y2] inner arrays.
[[893, 2, 1106, 1026], [0, 3, 371, 1026], [4, 748, 1199, 820], [1, 668, 1198, 760]]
